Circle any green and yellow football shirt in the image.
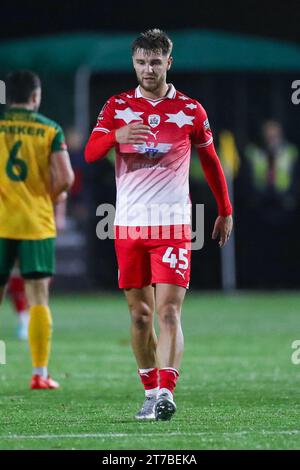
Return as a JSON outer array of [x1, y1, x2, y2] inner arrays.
[[0, 108, 66, 240]]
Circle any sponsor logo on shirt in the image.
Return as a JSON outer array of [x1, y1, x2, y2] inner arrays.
[[149, 130, 159, 140], [133, 142, 172, 159]]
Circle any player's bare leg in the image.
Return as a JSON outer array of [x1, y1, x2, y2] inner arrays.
[[154, 283, 186, 421], [25, 278, 50, 306], [25, 278, 59, 390], [125, 285, 159, 419], [156, 283, 186, 369], [125, 285, 157, 368]]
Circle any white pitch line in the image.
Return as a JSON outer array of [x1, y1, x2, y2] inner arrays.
[[1, 430, 300, 440]]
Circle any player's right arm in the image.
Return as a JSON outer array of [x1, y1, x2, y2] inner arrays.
[[50, 150, 74, 202], [85, 98, 150, 163]]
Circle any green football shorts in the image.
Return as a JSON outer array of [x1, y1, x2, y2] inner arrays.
[[0, 238, 55, 285]]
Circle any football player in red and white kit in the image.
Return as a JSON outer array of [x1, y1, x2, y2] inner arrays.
[[85, 29, 233, 421]]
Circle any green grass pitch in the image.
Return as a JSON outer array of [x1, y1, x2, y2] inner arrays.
[[0, 292, 300, 450]]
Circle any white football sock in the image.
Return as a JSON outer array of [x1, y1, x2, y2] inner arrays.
[[139, 368, 156, 374], [145, 387, 159, 398], [33, 367, 48, 378], [158, 387, 173, 400], [19, 311, 29, 325]]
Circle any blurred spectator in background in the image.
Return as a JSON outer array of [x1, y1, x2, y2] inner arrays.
[[237, 120, 300, 288], [245, 120, 299, 211]]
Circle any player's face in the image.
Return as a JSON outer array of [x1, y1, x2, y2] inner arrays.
[[132, 49, 172, 93]]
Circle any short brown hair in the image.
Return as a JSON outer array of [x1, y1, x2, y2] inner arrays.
[[6, 70, 41, 105], [132, 29, 173, 56]]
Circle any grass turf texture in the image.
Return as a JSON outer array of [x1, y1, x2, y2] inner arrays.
[[0, 292, 300, 450]]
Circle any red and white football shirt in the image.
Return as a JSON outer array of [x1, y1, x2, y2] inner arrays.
[[92, 84, 213, 226]]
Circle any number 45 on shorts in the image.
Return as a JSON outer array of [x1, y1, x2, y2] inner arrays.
[[162, 247, 189, 270]]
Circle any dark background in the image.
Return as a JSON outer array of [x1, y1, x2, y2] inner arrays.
[[1, 0, 300, 44]]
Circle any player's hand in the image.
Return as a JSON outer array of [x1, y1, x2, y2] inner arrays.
[[55, 213, 66, 232], [53, 191, 68, 204], [212, 215, 233, 248], [115, 122, 151, 144]]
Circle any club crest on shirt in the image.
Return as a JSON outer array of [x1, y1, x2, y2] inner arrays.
[[148, 114, 160, 128]]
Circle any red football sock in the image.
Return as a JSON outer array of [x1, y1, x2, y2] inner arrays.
[[159, 368, 179, 394], [138, 368, 159, 391], [8, 276, 28, 314]]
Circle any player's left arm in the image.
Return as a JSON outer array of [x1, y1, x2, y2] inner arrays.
[[54, 195, 67, 232], [49, 125, 75, 202], [50, 150, 74, 202], [192, 102, 233, 247]]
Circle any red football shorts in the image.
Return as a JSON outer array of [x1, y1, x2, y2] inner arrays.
[[114, 225, 191, 289]]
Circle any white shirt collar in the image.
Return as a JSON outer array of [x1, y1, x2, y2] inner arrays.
[[135, 84, 176, 100]]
